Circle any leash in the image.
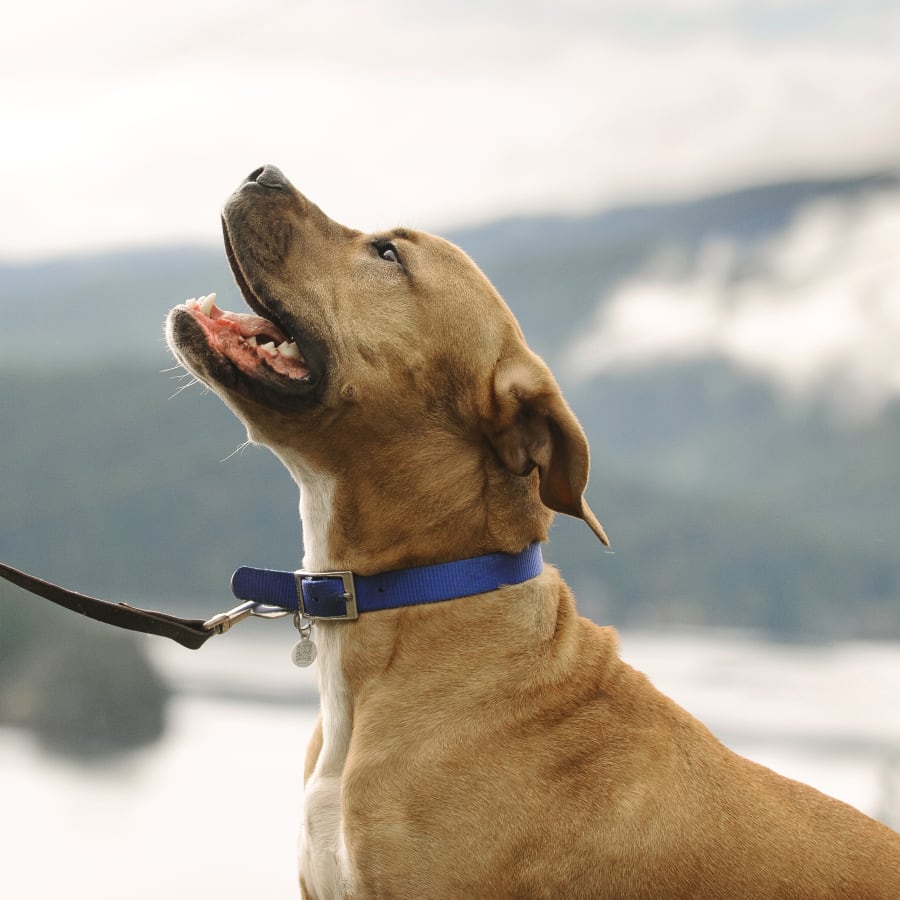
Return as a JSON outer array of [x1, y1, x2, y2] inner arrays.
[[0, 545, 543, 657], [0, 561, 289, 650]]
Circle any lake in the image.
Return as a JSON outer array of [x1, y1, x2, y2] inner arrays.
[[1, 626, 898, 898]]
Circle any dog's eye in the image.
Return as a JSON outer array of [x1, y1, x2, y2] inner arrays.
[[373, 241, 400, 265]]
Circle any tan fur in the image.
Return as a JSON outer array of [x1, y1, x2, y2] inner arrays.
[[167, 167, 900, 898]]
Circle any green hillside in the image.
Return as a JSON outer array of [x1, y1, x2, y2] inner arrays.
[[1, 365, 896, 640]]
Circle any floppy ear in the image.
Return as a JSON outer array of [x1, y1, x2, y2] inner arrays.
[[487, 353, 609, 546]]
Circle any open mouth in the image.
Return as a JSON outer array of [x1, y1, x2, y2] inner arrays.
[[181, 292, 311, 384], [169, 218, 329, 411]]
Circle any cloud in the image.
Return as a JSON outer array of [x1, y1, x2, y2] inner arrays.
[[565, 188, 900, 419]]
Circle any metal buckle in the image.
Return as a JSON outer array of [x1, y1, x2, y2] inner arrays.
[[203, 600, 291, 634], [294, 569, 358, 621]]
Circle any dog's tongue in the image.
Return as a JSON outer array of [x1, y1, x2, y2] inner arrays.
[[220, 309, 290, 342], [188, 296, 290, 343]]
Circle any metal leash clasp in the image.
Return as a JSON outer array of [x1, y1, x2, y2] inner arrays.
[[203, 599, 292, 635]]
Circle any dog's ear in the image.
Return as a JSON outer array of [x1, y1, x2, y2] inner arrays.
[[487, 353, 609, 546]]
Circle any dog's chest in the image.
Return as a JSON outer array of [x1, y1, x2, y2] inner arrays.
[[299, 628, 352, 899]]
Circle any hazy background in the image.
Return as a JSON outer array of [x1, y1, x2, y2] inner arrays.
[[1, 1, 899, 896]]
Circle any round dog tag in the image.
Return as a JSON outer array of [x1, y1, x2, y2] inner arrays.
[[291, 636, 317, 668]]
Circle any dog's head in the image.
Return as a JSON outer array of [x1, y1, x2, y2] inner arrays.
[[166, 166, 607, 566]]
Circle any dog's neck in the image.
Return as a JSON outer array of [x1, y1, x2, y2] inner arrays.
[[287, 446, 551, 577], [289, 454, 556, 659]]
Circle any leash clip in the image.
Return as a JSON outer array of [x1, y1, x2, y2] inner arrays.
[[203, 599, 291, 634]]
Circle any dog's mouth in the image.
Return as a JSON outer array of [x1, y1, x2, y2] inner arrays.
[[180, 291, 311, 383], [169, 287, 322, 412], [169, 224, 328, 411]]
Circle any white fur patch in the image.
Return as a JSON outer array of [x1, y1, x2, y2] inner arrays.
[[279, 458, 352, 897], [299, 481, 335, 570], [283, 456, 337, 571], [299, 624, 352, 899]]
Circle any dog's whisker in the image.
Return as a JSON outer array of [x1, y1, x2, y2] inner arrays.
[[167, 377, 200, 400], [221, 440, 252, 463]]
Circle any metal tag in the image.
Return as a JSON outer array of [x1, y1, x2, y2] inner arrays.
[[291, 613, 317, 668], [291, 636, 317, 668]]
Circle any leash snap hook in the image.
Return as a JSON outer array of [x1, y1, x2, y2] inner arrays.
[[203, 600, 291, 635]]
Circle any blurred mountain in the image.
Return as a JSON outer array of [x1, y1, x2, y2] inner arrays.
[[1, 173, 898, 641], [3, 173, 894, 369], [449, 172, 900, 367]]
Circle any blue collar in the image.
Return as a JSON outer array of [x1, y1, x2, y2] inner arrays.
[[230, 543, 544, 621]]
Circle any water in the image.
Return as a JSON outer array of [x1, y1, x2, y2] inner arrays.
[[1, 628, 898, 899]]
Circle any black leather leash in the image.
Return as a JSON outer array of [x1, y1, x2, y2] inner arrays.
[[0, 562, 217, 649]]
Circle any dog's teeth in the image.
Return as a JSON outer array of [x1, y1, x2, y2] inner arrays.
[[247, 336, 258, 347], [198, 293, 216, 316], [278, 341, 302, 360], [261, 341, 278, 357], [186, 297, 198, 309]]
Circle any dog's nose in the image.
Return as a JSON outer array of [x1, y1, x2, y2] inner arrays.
[[244, 165, 289, 192]]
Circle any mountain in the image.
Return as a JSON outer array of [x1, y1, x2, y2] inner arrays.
[[1, 174, 898, 641], [447, 172, 900, 366], [3, 173, 894, 369]]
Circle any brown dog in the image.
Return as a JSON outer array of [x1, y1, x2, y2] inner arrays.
[[166, 165, 900, 899]]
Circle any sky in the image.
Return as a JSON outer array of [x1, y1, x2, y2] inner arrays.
[[3, 0, 900, 261]]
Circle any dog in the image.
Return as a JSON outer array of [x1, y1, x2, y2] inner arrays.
[[166, 165, 900, 899]]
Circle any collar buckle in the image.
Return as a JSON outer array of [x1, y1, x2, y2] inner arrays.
[[294, 569, 359, 621]]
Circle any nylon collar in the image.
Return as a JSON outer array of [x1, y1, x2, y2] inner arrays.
[[230, 543, 544, 621]]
